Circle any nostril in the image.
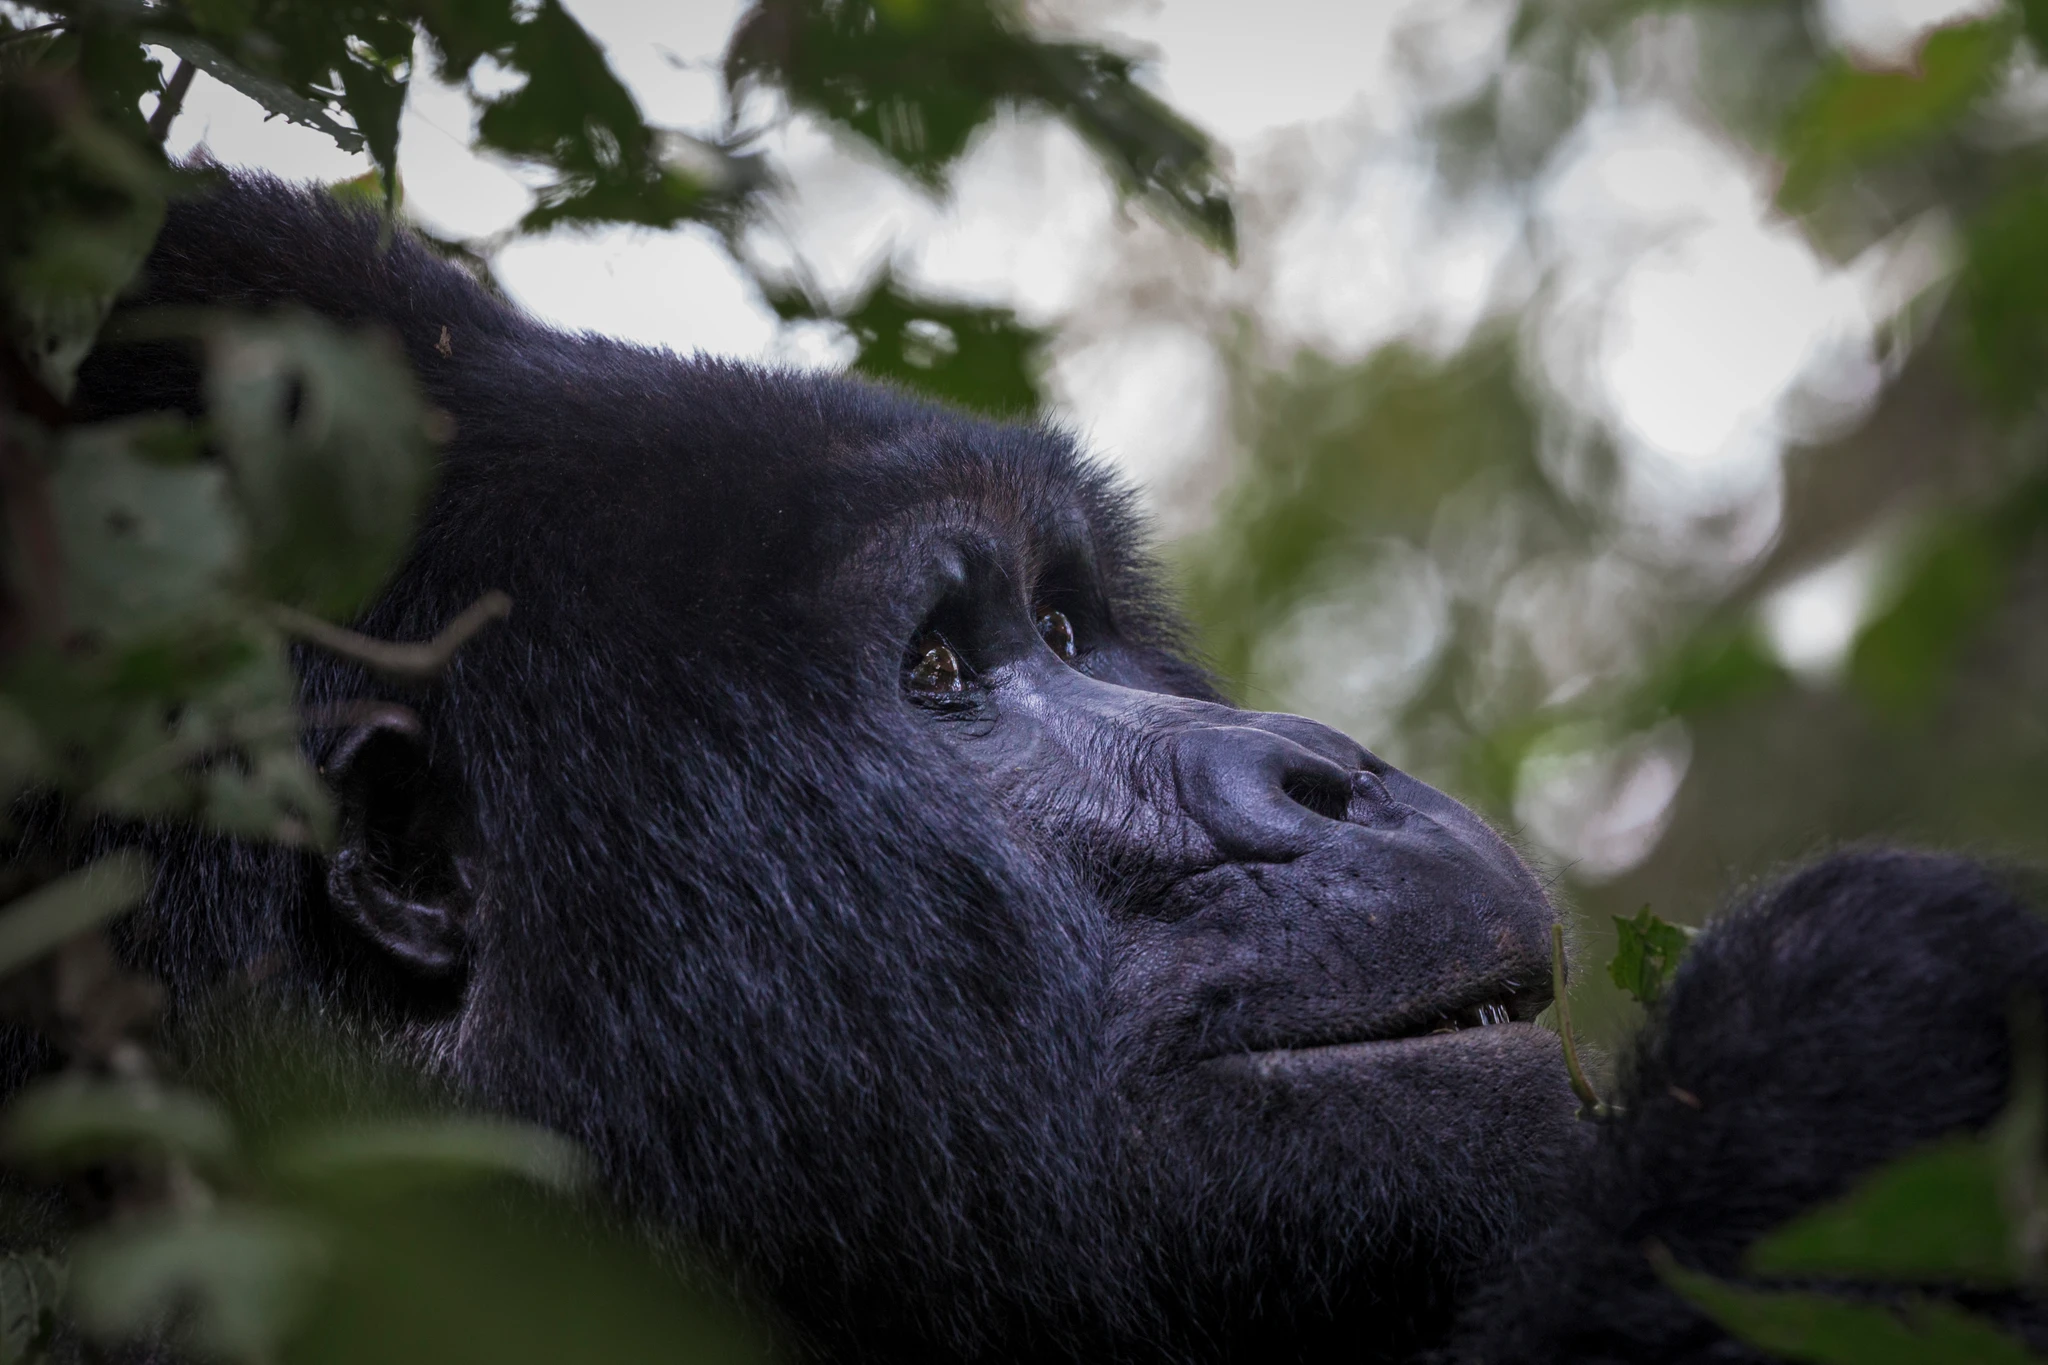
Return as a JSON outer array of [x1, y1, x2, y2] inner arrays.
[[1353, 769, 1393, 806], [1282, 768, 1351, 823]]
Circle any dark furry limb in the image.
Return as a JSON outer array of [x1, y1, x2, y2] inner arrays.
[[1445, 850, 2048, 1364]]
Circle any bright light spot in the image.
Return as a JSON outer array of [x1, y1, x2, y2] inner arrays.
[[913, 118, 1118, 325], [1514, 723, 1691, 882], [1541, 105, 1764, 259], [1817, 0, 2003, 67], [1265, 152, 1433, 360], [1599, 220, 1851, 463], [1102, 0, 1410, 143], [496, 225, 779, 357], [558, 0, 741, 129], [1253, 543, 1452, 743], [1759, 539, 1892, 683], [398, 74, 534, 240], [1534, 103, 1884, 570], [1047, 325, 1224, 501]]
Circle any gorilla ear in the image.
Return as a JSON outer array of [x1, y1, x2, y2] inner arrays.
[[321, 706, 473, 976]]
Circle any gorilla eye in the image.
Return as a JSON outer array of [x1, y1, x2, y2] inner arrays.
[[1036, 608, 1077, 662], [907, 635, 964, 694]]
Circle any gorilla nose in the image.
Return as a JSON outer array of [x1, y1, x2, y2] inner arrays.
[[1174, 724, 1389, 863]]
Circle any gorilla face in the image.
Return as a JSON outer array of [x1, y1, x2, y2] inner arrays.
[[828, 451, 1581, 1356], [76, 180, 1586, 1365]]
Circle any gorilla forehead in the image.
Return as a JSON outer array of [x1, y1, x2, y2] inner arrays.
[[427, 342, 1134, 636]]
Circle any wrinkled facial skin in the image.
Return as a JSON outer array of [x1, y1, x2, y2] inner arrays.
[[880, 526, 1583, 1357]]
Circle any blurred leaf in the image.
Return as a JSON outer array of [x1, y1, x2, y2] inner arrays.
[[1849, 478, 2048, 714], [462, 0, 726, 231], [727, 0, 1233, 252], [0, 1254, 63, 1365], [201, 742, 333, 848], [1958, 182, 2048, 414], [1639, 624, 1791, 721], [0, 34, 174, 396], [3, 1074, 236, 1173], [1607, 905, 1693, 1007], [769, 271, 1046, 414], [1658, 1250, 2044, 1365], [1747, 1135, 2015, 1284], [49, 416, 240, 644], [288, 1184, 769, 1365], [1742, 1003, 2045, 1285], [71, 1206, 326, 1365], [1186, 336, 1556, 694], [327, 168, 402, 212], [204, 312, 436, 618], [2018, 0, 2048, 61], [1778, 18, 2012, 209], [333, 24, 413, 208], [272, 1116, 587, 1192], [0, 852, 149, 978]]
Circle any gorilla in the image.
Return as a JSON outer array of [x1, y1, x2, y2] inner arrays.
[[39, 175, 2048, 1363]]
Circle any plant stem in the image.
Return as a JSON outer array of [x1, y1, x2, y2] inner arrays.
[[1552, 921, 1611, 1120], [147, 58, 194, 142]]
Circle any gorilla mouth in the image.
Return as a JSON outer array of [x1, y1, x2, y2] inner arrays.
[[1414, 982, 1552, 1037], [1222, 979, 1553, 1060]]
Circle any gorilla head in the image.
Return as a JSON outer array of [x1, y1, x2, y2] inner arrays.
[[70, 178, 1585, 1362]]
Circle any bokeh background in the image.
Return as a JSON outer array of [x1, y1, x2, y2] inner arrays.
[[150, 0, 2048, 1044]]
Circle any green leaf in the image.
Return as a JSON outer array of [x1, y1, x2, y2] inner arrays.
[[1748, 1135, 2016, 1284], [1957, 183, 2048, 415], [2018, 0, 2048, 62], [463, 0, 727, 233], [1848, 478, 2048, 714], [1740, 1005, 2046, 1286], [204, 312, 436, 618], [1608, 905, 1694, 1007], [0, 852, 150, 978], [50, 416, 241, 644], [726, 0, 1234, 252], [3, 1074, 236, 1173], [291, 1184, 769, 1365], [1, 34, 175, 396], [70, 1206, 326, 1364], [272, 1116, 588, 1192], [1640, 623, 1791, 721], [201, 742, 333, 849], [769, 271, 1048, 414], [1658, 1251, 2045, 1365], [0, 1254, 65, 1365], [1778, 19, 2013, 209], [333, 20, 415, 207]]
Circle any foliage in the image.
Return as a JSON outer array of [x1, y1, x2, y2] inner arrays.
[[1607, 906, 1694, 1007]]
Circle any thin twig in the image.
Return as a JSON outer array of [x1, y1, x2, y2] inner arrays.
[[1552, 921, 1612, 1120], [146, 58, 194, 142], [269, 591, 512, 683]]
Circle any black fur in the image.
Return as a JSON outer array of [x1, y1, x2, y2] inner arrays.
[[1447, 851, 2048, 1362], [40, 175, 2048, 1363]]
